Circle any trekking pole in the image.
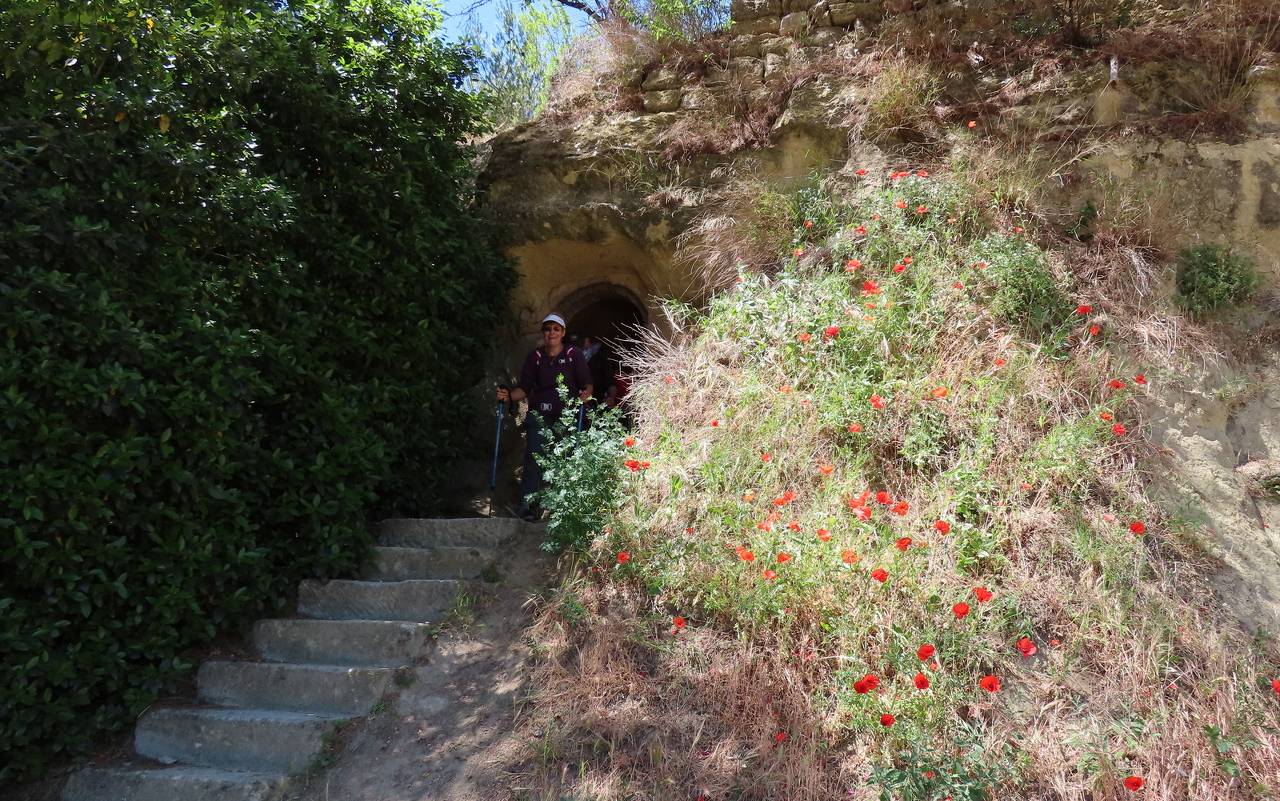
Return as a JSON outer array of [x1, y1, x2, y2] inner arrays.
[[576, 402, 585, 433], [490, 390, 507, 492]]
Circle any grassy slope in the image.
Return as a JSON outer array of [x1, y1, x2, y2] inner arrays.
[[519, 164, 1279, 799]]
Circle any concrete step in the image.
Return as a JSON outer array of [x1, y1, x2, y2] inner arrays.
[[197, 661, 394, 716], [135, 707, 343, 774], [377, 517, 524, 549], [61, 765, 285, 801], [363, 545, 493, 580], [253, 618, 431, 667], [296, 578, 463, 622]]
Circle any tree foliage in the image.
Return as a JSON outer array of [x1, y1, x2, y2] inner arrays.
[[0, 0, 512, 781], [463, 0, 574, 129]]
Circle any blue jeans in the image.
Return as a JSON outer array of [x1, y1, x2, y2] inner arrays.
[[519, 413, 548, 510]]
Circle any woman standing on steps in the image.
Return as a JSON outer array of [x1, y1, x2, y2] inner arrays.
[[496, 313, 592, 521]]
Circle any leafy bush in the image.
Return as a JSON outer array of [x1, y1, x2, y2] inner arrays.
[[534, 392, 628, 553], [972, 233, 1071, 337], [1175, 244, 1258, 315], [0, 0, 511, 782], [615, 0, 728, 41]]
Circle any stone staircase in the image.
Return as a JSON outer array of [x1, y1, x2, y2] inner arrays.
[[61, 517, 526, 801]]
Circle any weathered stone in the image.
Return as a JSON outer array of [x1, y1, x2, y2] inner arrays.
[[761, 35, 794, 56], [680, 88, 712, 110], [643, 90, 683, 113], [642, 65, 683, 91], [828, 1, 882, 25], [136, 707, 343, 774], [378, 516, 523, 548], [884, 0, 912, 12], [780, 11, 811, 35], [729, 33, 767, 57], [732, 15, 781, 35], [728, 57, 765, 83], [785, 0, 818, 11], [807, 26, 845, 46], [731, 0, 782, 19], [810, 0, 832, 26], [764, 51, 786, 79], [1253, 159, 1280, 227], [63, 766, 285, 801], [197, 661, 394, 716]]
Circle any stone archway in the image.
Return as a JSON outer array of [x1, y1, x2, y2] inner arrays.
[[557, 282, 648, 351]]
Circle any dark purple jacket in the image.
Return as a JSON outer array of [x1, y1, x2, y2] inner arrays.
[[519, 345, 592, 420]]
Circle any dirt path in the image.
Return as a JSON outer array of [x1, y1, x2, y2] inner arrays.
[[290, 522, 553, 801]]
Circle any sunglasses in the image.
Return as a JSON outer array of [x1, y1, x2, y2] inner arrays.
[[541, 325, 564, 333]]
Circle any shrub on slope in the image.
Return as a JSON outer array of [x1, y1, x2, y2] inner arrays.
[[522, 172, 1279, 799]]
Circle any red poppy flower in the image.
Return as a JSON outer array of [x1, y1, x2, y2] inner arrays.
[[973, 586, 993, 603], [894, 199, 907, 209], [763, 569, 777, 580], [817, 528, 831, 542], [761, 452, 772, 462], [616, 551, 631, 564], [824, 325, 840, 340], [803, 219, 814, 229], [1109, 379, 1126, 390], [862, 280, 882, 295], [818, 463, 835, 476], [1089, 324, 1101, 336], [640, 461, 650, 469], [1049, 638, 1061, 647], [1075, 304, 1092, 315], [756, 521, 773, 532], [916, 169, 929, 178], [841, 549, 859, 564], [855, 506, 872, 521], [953, 602, 970, 619], [917, 643, 935, 660], [895, 537, 912, 551], [854, 225, 867, 235], [1013, 226, 1024, 233], [893, 263, 906, 273], [953, 281, 965, 289], [624, 437, 636, 447], [880, 713, 895, 727], [979, 674, 1001, 692], [1130, 521, 1146, 535], [1100, 411, 1113, 421], [847, 422, 863, 433], [1134, 373, 1148, 385], [892, 500, 910, 516], [932, 386, 949, 398], [871, 567, 888, 583], [625, 459, 641, 472], [1123, 776, 1144, 791], [1271, 678, 1280, 695], [710, 419, 720, 427], [797, 332, 812, 343], [855, 168, 867, 176], [1112, 423, 1127, 436], [869, 394, 886, 409], [854, 673, 880, 693], [993, 357, 1006, 367], [916, 204, 929, 215], [773, 491, 795, 507], [794, 248, 804, 258], [967, 120, 977, 128], [777, 552, 793, 564], [1016, 637, 1037, 658], [923, 770, 935, 779], [914, 672, 930, 690], [774, 730, 788, 743], [934, 520, 951, 535], [1020, 481, 1033, 490], [673, 616, 686, 629], [737, 547, 755, 562], [845, 258, 862, 272], [663, 376, 675, 384]]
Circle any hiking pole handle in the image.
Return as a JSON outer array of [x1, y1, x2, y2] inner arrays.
[[490, 388, 507, 491]]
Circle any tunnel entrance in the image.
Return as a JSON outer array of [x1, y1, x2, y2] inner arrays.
[[560, 283, 647, 354]]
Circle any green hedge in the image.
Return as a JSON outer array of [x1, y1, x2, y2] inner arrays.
[[0, 0, 512, 782]]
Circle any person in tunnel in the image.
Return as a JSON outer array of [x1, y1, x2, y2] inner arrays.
[[580, 334, 616, 412], [496, 313, 592, 521]]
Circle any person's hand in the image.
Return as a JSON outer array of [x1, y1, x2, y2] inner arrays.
[[578, 389, 592, 401], [496, 386, 510, 402]]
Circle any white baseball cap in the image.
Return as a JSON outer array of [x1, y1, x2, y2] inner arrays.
[[541, 313, 566, 328]]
